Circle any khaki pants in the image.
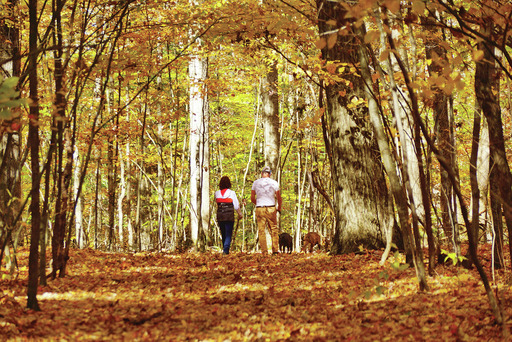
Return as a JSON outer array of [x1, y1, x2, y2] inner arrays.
[[255, 207, 279, 254]]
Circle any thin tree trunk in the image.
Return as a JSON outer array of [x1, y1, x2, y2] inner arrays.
[[106, 88, 116, 251], [358, 24, 427, 289], [475, 23, 512, 270], [238, 85, 261, 252], [388, 19, 503, 326], [50, 0, 73, 279], [117, 145, 126, 249], [136, 101, 149, 251], [477, 119, 490, 239], [421, 12, 449, 268], [469, 104, 482, 267], [27, 0, 41, 311], [73, 145, 84, 248], [489, 163, 504, 268], [94, 155, 101, 249], [157, 122, 165, 249]]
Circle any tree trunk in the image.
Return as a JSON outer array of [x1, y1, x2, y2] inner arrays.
[[420, 13, 455, 262], [0, 0, 21, 276], [359, 24, 428, 290], [388, 17, 503, 325], [261, 59, 280, 174], [50, 0, 70, 278], [93, 154, 101, 249], [475, 24, 512, 269], [316, 1, 393, 254], [27, 0, 41, 311], [477, 119, 490, 239], [489, 155, 504, 268], [189, 53, 210, 251], [73, 145, 85, 248], [107, 121, 116, 250], [117, 145, 126, 249], [469, 102, 482, 266], [136, 100, 151, 251], [157, 122, 165, 249]]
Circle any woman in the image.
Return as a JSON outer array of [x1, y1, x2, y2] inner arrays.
[[215, 176, 242, 254]]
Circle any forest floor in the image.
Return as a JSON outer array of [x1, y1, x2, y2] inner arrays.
[[1, 245, 511, 341]]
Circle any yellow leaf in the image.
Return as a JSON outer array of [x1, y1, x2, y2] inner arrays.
[[379, 49, 390, 62], [456, 79, 465, 91], [473, 50, 484, 61], [364, 30, 380, 44], [458, 273, 472, 282], [411, 0, 425, 14], [327, 33, 337, 49], [315, 38, 326, 50], [384, 0, 400, 13]]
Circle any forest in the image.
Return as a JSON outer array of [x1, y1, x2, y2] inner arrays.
[[1, 0, 512, 339]]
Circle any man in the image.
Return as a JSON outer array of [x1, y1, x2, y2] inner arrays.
[[251, 166, 282, 254]]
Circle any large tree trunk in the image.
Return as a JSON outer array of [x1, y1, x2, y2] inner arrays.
[[316, 1, 393, 254]]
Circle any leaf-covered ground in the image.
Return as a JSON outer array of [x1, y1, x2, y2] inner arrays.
[[1, 246, 511, 341]]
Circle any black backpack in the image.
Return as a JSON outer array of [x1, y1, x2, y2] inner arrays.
[[217, 202, 235, 222]]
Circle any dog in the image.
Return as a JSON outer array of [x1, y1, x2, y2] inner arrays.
[[303, 232, 321, 253], [279, 232, 293, 253]]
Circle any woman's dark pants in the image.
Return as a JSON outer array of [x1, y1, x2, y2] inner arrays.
[[218, 221, 234, 254]]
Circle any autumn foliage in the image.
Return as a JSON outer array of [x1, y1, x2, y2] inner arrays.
[[1, 246, 510, 341]]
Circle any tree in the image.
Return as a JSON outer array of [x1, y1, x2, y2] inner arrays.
[[474, 22, 512, 269], [261, 58, 280, 174], [0, 0, 22, 276], [316, 0, 395, 254], [26, 0, 41, 311], [189, 38, 210, 251]]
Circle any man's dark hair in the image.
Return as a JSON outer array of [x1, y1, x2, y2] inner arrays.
[[219, 176, 231, 190]]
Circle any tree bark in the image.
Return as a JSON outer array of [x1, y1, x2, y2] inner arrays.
[[107, 89, 116, 251], [0, 0, 21, 275], [50, 0, 71, 278], [475, 23, 512, 270], [416, 12, 449, 270], [422, 13, 457, 257], [477, 119, 490, 238], [358, 23, 428, 290], [189, 53, 210, 251], [27, 0, 41, 311], [261, 59, 280, 174], [73, 145, 85, 248], [316, 1, 393, 254]]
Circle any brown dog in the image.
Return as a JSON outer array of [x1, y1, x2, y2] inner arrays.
[[303, 232, 321, 253]]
